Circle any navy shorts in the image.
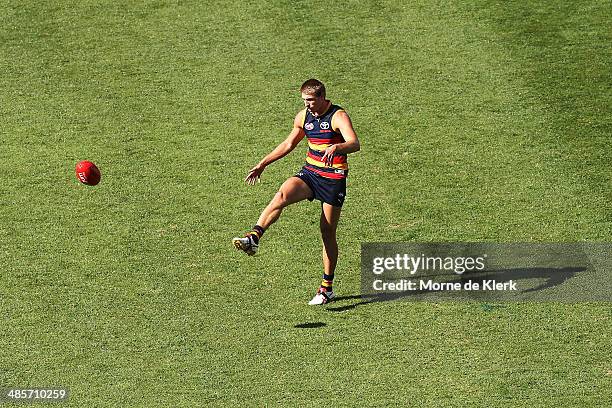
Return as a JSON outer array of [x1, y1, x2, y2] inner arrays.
[[295, 167, 346, 208]]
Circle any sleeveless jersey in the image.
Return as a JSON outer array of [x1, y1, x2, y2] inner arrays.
[[302, 103, 348, 180]]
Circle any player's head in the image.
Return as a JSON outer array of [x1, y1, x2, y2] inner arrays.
[[300, 79, 327, 113], [300, 79, 326, 99]]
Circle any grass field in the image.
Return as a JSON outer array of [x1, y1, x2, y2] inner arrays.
[[1, 0, 610, 406]]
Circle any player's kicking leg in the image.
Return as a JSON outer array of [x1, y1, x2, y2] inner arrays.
[[233, 177, 313, 255], [309, 203, 342, 305]]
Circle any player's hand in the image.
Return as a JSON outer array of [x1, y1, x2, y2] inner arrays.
[[321, 145, 337, 167], [245, 164, 265, 185]]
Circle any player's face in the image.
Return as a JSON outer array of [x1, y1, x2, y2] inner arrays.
[[302, 92, 326, 115]]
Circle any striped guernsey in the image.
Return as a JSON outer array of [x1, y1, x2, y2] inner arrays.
[[302, 104, 348, 180]]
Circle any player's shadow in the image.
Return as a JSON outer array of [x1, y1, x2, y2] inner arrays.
[[326, 266, 586, 313]]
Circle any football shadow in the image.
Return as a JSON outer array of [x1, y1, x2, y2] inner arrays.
[[294, 322, 327, 328]]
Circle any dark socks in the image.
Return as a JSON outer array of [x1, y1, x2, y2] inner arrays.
[[248, 225, 265, 244], [320, 273, 334, 292]]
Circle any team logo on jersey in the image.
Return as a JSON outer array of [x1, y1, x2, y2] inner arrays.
[[320, 121, 330, 130], [304, 123, 314, 131]]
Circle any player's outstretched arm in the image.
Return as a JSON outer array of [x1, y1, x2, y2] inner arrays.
[[245, 110, 307, 185], [322, 110, 360, 166]]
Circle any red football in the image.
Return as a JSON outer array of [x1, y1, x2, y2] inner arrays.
[[75, 160, 101, 186]]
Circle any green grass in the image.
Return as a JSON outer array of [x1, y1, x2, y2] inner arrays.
[[0, 0, 610, 406]]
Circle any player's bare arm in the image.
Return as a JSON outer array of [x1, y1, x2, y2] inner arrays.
[[245, 110, 307, 185], [321, 110, 360, 166]]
